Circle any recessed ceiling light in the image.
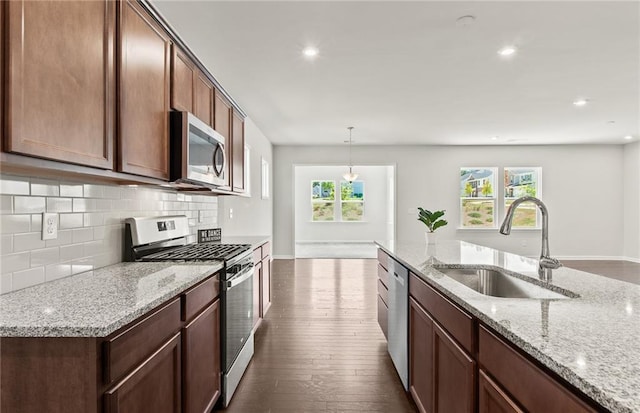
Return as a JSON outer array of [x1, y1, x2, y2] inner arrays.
[[624, 135, 634, 140], [491, 136, 499, 141], [456, 15, 476, 26], [573, 99, 589, 107], [607, 120, 616, 125], [498, 46, 517, 57], [302, 47, 319, 58]]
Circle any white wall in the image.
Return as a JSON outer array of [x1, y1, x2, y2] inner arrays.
[[623, 141, 640, 260], [294, 165, 393, 243], [218, 117, 273, 237], [274, 145, 625, 259]]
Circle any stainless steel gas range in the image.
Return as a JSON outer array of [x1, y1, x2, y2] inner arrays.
[[124, 215, 254, 407]]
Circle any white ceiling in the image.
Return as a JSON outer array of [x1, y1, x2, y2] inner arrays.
[[154, 1, 640, 146]]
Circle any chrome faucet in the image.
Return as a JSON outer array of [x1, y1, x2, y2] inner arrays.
[[499, 196, 561, 282]]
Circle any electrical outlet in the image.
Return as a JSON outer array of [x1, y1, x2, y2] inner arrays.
[[42, 213, 58, 240], [198, 210, 204, 223], [229, 208, 233, 219]]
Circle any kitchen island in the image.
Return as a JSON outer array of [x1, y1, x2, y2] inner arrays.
[[376, 240, 639, 413]]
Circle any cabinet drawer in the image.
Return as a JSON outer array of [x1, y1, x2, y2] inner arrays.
[[479, 326, 597, 413], [377, 263, 389, 288], [409, 273, 474, 354], [105, 298, 181, 384], [377, 279, 389, 306], [377, 248, 389, 270], [377, 294, 388, 339], [182, 274, 220, 322], [261, 241, 271, 259], [253, 247, 262, 264]]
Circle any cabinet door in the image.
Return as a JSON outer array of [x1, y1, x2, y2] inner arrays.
[[253, 261, 262, 328], [104, 334, 181, 413], [232, 111, 245, 192], [5, 0, 114, 169], [170, 45, 195, 113], [182, 300, 221, 413], [479, 370, 524, 413], [409, 297, 434, 413], [194, 73, 214, 127], [261, 258, 271, 316], [214, 90, 232, 189], [118, 0, 171, 180], [433, 322, 476, 413]]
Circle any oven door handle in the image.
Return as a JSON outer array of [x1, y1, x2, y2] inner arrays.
[[226, 268, 254, 290]]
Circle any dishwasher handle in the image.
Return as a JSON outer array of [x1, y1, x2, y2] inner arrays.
[[226, 268, 254, 290], [391, 270, 405, 286]]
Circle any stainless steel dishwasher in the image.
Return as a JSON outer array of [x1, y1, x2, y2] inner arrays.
[[387, 256, 409, 390]]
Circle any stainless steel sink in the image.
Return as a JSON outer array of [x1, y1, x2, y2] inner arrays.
[[433, 266, 571, 299]]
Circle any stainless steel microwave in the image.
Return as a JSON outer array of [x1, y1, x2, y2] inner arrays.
[[170, 111, 226, 187]]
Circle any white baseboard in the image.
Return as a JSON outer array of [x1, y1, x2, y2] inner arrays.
[[556, 255, 640, 263], [273, 255, 294, 260]]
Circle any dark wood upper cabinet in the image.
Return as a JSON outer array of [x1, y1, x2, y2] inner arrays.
[[104, 334, 181, 413], [214, 90, 232, 189], [194, 73, 214, 127], [170, 45, 195, 113], [4, 0, 114, 169], [118, 0, 171, 180], [232, 111, 245, 192], [182, 300, 221, 413]]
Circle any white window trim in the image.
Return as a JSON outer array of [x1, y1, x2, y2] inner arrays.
[[459, 167, 498, 229], [339, 180, 365, 222]]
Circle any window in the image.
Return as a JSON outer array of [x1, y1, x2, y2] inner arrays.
[[311, 180, 335, 221], [460, 167, 497, 228], [340, 180, 365, 221], [504, 167, 542, 228]]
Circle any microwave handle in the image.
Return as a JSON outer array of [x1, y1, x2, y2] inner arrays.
[[213, 142, 226, 177]]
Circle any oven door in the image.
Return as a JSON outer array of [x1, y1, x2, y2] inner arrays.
[[222, 266, 253, 372]]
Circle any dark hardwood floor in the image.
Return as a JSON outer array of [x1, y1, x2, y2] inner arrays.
[[222, 258, 416, 413], [562, 260, 640, 285]]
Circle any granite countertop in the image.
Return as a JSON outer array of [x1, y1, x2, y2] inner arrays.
[[376, 240, 640, 413], [218, 236, 271, 250], [0, 261, 223, 338]]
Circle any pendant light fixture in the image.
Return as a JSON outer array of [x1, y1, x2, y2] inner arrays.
[[343, 126, 358, 183]]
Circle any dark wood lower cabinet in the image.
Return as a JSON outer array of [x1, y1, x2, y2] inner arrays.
[[182, 300, 221, 413], [409, 297, 433, 413], [104, 333, 181, 413], [479, 370, 524, 413]]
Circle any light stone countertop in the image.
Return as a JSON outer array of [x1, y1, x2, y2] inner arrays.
[[0, 261, 223, 338], [218, 236, 271, 250], [376, 240, 640, 413]]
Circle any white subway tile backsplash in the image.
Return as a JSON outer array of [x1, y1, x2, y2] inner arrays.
[[60, 244, 85, 261], [14, 232, 46, 252], [0, 273, 12, 294], [0, 175, 218, 294], [30, 247, 60, 267], [14, 196, 46, 213], [60, 184, 83, 197], [0, 176, 30, 195], [30, 179, 60, 197], [45, 263, 72, 282], [1, 251, 31, 273], [72, 228, 94, 243], [59, 213, 84, 229], [47, 198, 73, 213], [12, 267, 45, 291], [1, 214, 32, 234], [45, 229, 73, 247]]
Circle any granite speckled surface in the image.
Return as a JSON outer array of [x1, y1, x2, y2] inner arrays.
[[0, 261, 223, 338], [376, 240, 640, 413]]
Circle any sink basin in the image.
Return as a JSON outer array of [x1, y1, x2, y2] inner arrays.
[[433, 266, 570, 299]]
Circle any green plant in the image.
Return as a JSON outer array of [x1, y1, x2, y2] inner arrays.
[[469, 219, 484, 225], [481, 181, 493, 197], [468, 212, 481, 218], [464, 182, 473, 197], [418, 208, 448, 233]]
